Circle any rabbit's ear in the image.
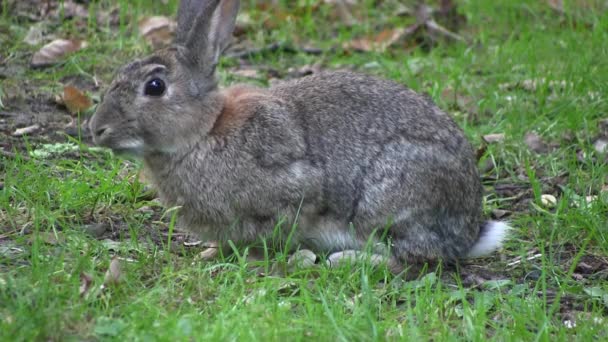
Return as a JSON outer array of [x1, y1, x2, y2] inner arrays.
[[176, 0, 239, 74], [175, 0, 200, 44]]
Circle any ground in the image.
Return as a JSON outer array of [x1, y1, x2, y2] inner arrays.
[[1, 0, 608, 340]]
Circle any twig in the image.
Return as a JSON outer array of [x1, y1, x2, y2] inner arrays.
[[425, 19, 466, 42]]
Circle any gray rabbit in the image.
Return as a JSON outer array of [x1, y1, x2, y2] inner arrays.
[[89, 0, 509, 272]]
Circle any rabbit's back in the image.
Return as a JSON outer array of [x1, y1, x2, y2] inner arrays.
[[270, 71, 484, 260]]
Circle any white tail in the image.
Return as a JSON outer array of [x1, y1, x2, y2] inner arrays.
[[467, 221, 510, 258]]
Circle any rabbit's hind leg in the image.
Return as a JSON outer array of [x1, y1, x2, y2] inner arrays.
[[325, 250, 403, 274]]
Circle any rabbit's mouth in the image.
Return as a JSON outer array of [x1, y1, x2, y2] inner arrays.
[[90, 122, 145, 156]]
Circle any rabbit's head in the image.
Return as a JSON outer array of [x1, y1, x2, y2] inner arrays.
[[89, 0, 240, 155]]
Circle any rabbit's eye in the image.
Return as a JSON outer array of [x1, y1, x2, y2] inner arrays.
[[144, 78, 166, 97]]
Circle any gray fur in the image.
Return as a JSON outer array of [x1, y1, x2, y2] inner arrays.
[[89, 0, 507, 270]]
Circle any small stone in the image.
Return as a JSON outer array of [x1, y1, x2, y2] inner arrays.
[[198, 246, 219, 261], [482, 133, 505, 144], [491, 209, 511, 219], [525, 132, 549, 154], [287, 249, 317, 269], [136, 206, 154, 215], [81, 222, 109, 238], [103, 256, 122, 286], [593, 139, 608, 154], [541, 194, 557, 208]]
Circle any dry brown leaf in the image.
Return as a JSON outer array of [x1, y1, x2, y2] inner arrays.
[[345, 27, 409, 52], [61, 86, 93, 115], [31, 39, 86, 67], [79, 272, 94, 297], [103, 256, 122, 286], [138, 16, 176, 49], [525, 132, 549, 154]]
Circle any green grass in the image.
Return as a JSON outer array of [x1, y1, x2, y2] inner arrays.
[[1, 0, 608, 340]]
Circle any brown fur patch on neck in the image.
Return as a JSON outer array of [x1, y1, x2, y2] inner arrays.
[[210, 85, 267, 136]]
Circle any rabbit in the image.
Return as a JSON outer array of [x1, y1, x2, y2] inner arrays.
[[89, 0, 509, 273]]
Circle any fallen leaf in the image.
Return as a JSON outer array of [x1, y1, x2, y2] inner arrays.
[[524, 132, 549, 154], [61, 85, 93, 115], [482, 133, 505, 144], [103, 256, 122, 286], [79, 272, 94, 297], [138, 16, 176, 49], [345, 27, 412, 52], [31, 39, 87, 67], [13, 124, 40, 136]]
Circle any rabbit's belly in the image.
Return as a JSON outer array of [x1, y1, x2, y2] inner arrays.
[[295, 215, 364, 253]]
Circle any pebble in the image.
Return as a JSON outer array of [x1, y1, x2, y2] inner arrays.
[[81, 222, 109, 238], [541, 194, 557, 208], [287, 249, 317, 269]]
